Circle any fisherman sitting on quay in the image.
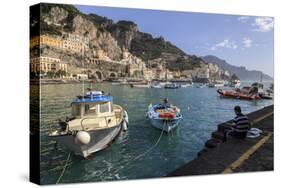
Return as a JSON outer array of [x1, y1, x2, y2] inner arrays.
[[224, 106, 250, 140]]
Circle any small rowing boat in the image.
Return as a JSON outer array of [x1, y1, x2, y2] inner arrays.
[[146, 103, 182, 132]]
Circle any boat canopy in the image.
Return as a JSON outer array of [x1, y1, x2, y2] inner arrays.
[[72, 93, 113, 104]]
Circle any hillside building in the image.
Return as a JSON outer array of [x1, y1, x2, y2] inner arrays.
[[30, 35, 63, 49], [30, 56, 67, 73]]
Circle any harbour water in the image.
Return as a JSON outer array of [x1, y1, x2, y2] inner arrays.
[[37, 82, 273, 184]]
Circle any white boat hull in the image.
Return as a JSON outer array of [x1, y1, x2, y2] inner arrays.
[[150, 118, 181, 132], [51, 125, 122, 158], [133, 84, 151, 88]]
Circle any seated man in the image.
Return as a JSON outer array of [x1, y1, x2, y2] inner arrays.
[[225, 106, 250, 140]]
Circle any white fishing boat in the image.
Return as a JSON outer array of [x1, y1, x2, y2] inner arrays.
[[151, 84, 162, 88], [196, 83, 206, 88], [230, 79, 241, 88], [146, 103, 182, 132], [181, 82, 193, 88], [49, 91, 129, 158], [131, 84, 151, 88], [164, 83, 180, 89]]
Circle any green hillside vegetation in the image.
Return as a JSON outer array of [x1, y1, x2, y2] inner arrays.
[[130, 37, 185, 61]]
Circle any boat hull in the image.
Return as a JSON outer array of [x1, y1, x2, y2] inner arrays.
[[217, 89, 261, 100], [50, 125, 122, 158], [150, 118, 181, 132]]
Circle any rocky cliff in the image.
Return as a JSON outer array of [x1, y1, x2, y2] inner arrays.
[[36, 3, 206, 71], [31, 3, 230, 80], [39, 4, 123, 60]]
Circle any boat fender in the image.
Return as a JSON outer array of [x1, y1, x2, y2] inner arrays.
[[75, 131, 91, 145], [122, 120, 128, 131], [124, 110, 129, 124]]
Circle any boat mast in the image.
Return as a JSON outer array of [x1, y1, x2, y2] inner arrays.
[[165, 60, 167, 83]]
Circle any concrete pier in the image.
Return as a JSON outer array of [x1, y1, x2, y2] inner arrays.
[[167, 105, 273, 176]]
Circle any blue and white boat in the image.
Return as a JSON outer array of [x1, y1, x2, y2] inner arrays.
[[49, 90, 129, 158], [147, 103, 182, 132]]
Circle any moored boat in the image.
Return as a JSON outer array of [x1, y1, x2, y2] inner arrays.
[[48, 91, 129, 158], [180, 82, 193, 88], [146, 102, 182, 132], [196, 83, 206, 88], [217, 88, 261, 100], [164, 83, 180, 89], [151, 84, 162, 88], [260, 92, 273, 99], [131, 84, 151, 88]]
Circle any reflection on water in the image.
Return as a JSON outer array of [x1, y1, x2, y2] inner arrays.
[[35, 82, 273, 184]]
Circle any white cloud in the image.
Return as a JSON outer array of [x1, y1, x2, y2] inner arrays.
[[252, 17, 274, 32], [242, 38, 252, 48], [209, 39, 237, 51], [238, 16, 250, 23]]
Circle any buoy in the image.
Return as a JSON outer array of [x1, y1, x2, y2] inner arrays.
[[75, 131, 91, 145]]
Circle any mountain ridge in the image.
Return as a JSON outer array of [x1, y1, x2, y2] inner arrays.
[[202, 55, 273, 81]]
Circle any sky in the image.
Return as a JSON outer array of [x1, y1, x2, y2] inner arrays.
[[75, 5, 274, 77]]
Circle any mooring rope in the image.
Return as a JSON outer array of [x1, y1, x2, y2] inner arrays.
[[129, 122, 166, 162], [56, 152, 71, 184], [111, 121, 167, 176]]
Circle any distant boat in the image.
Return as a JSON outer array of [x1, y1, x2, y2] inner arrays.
[[147, 103, 182, 132], [196, 83, 206, 88], [209, 83, 224, 88], [217, 88, 261, 100], [131, 84, 151, 88], [151, 84, 162, 88], [181, 82, 193, 88], [230, 79, 241, 88], [164, 83, 180, 89], [111, 82, 121, 85], [260, 92, 273, 99], [48, 91, 129, 158]]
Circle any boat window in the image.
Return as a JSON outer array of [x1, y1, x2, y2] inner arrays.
[[85, 103, 97, 116], [71, 104, 80, 116], [99, 102, 110, 113]]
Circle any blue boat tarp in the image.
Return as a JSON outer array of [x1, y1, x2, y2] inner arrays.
[[72, 95, 113, 104]]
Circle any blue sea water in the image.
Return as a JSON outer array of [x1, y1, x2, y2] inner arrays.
[[37, 82, 273, 184]]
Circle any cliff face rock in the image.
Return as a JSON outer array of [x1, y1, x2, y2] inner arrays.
[[39, 3, 207, 71], [40, 4, 123, 60], [107, 21, 139, 50], [43, 6, 68, 25], [71, 15, 123, 60]]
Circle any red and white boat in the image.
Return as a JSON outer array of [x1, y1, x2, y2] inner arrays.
[[217, 88, 261, 100]]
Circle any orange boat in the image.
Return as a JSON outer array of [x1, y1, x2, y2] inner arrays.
[[217, 88, 261, 100]]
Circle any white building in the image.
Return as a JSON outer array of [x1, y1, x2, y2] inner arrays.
[[62, 33, 89, 55]]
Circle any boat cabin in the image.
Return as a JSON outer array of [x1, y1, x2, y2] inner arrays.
[[71, 94, 114, 118], [251, 82, 264, 93]]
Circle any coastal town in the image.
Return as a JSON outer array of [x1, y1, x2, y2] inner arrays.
[[29, 3, 274, 185], [30, 32, 232, 85]]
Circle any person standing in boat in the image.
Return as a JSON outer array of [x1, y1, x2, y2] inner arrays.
[[225, 106, 250, 140], [162, 98, 171, 108]]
